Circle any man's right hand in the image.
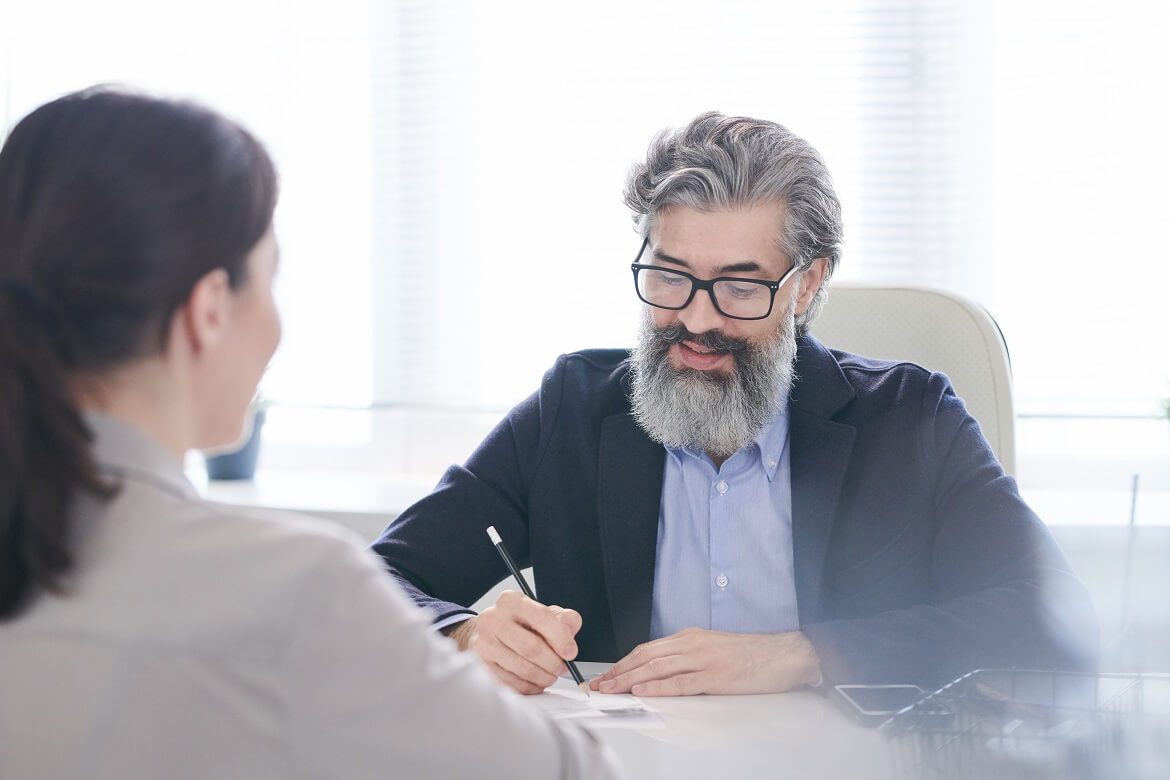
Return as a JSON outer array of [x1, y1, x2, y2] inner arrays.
[[446, 590, 582, 695]]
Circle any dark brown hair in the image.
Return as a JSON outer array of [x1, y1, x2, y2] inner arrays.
[[0, 87, 277, 619]]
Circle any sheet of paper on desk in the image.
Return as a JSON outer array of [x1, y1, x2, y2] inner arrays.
[[532, 675, 663, 729]]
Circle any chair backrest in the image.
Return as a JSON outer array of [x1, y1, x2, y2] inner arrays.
[[810, 283, 1016, 475]]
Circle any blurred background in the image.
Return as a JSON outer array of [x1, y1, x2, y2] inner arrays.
[[2, 0, 1167, 668]]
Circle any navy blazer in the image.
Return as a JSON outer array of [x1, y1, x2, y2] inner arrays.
[[373, 336, 1097, 688]]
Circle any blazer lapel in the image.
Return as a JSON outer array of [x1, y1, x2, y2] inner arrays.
[[597, 412, 666, 656], [789, 336, 857, 625]]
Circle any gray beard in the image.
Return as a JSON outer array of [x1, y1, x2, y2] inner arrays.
[[629, 303, 799, 458]]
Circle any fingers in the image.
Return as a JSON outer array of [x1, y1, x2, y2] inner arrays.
[[471, 590, 583, 695], [592, 630, 691, 682], [628, 671, 706, 697], [548, 603, 583, 636], [591, 634, 698, 694], [598, 654, 701, 695], [495, 591, 581, 658], [486, 624, 563, 688], [591, 630, 818, 697], [485, 659, 553, 696]]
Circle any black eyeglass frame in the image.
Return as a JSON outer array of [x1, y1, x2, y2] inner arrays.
[[630, 238, 801, 321]]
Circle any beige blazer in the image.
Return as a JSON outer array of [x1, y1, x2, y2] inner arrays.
[[0, 413, 617, 779]]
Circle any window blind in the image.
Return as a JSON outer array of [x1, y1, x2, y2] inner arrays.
[[3, 0, 1166, 419], [371, 0, 982, 408]]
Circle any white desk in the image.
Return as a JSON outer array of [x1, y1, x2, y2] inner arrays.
[[568, 664, 894, 780], [194, 469, 428, 541]]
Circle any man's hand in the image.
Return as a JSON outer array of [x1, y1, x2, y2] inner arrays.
[[447, 590, 582, 695], [589, 627, 821, 696]]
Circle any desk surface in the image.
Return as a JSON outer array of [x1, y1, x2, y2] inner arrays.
[[569, 664, 893, 780]]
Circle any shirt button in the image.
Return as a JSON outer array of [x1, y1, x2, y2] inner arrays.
[[767, 458, 777, 469], [716, 574, 729, 588], [715, 480, 728, 494]]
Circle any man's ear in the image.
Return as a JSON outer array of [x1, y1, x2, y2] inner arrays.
[[795, 257, 829, 316], [175, 268, 232, 356]]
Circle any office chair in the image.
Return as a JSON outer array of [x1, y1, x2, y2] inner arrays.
[[811, 283, 1017, 475]]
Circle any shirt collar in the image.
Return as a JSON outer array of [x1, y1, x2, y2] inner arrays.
[[85, 411, 200, 501], [755, 406, 790, 482]]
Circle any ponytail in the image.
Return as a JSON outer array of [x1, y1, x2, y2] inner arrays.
[[0, 281, 114, 620]]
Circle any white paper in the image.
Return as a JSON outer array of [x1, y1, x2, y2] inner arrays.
[[532, 674, 663, 729]]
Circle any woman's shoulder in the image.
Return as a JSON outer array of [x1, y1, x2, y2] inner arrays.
[[64, 487, 414, 661], [163, 497, 385, 591], [194, 498, 367, 550], [85, 481, 394, 620]]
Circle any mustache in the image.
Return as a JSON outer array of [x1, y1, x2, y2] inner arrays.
[[652, 323, 751, 354]]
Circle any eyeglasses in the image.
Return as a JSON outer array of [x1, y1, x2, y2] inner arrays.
[[630, 239, 799, 321]]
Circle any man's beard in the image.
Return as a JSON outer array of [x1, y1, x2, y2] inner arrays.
[[629, 300, 799, 458]]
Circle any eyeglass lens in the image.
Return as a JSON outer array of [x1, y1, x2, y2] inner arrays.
[[636, 267, 773, 319]]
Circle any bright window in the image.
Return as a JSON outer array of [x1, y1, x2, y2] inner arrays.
[[2, 0, 376, 410], [4, 0, 1168, 495]]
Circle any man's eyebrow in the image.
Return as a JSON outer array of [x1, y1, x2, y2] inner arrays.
[[651, 250, 765, 275], [650, 249, 690, 268], [717, 260, 766, 274]]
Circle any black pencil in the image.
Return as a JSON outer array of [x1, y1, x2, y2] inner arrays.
[[485, 526, 589, 696]]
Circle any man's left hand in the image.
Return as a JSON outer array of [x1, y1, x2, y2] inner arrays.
[[589, 628, 822, 696]]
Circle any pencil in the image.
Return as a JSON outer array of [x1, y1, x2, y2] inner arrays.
[[485, 526, 590, 696]]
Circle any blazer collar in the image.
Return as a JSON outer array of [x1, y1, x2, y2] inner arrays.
[[788, 335, 857, 624], [790, 334, 856, 419], [596, 410, 665, 657]]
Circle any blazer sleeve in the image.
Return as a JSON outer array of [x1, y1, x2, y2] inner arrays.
[[802, 372, 1099, 688], [370, 358, 566, 623]]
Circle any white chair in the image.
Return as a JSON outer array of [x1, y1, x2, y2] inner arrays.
[[811, 283, 1016, 475]]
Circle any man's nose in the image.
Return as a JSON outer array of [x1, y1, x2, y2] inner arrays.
[[676, 287, 727, 335]]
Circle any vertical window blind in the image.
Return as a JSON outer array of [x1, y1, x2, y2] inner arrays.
[[372, 0, 985, 408]]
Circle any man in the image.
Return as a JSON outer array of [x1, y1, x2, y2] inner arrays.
[[373, 112, 1096, 697]]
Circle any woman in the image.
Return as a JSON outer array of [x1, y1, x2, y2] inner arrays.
[[0, 88, 616, 779]]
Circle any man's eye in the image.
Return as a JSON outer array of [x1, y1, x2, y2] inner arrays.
[[650, 271, 687, 287], [725, 282, 764, 299]]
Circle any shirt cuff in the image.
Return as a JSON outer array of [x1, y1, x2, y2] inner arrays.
[[432, 612, 475, 634]]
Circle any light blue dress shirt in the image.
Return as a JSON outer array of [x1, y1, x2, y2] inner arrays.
[[649, 407, 800, 639]]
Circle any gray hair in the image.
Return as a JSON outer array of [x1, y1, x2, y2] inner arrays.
[[624, 111, 843, 335]]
